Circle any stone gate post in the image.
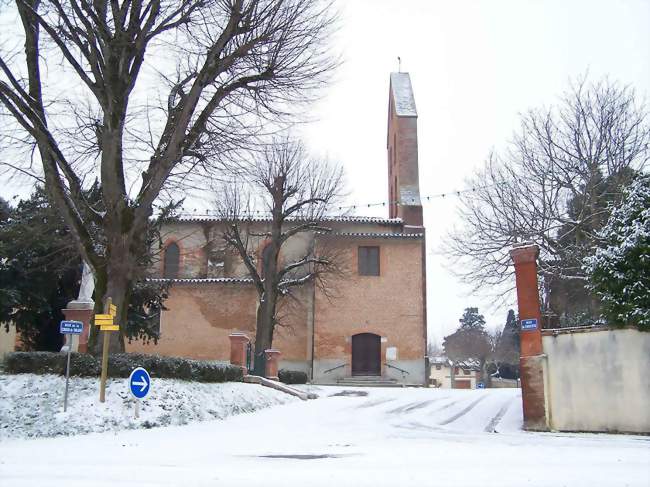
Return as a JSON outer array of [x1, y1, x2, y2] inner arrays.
[[264, 349, 281, 381], [510, 244, 549, 431], [229, 333, 250, 375]]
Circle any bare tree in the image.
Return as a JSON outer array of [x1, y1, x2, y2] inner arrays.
[[216, 138, 346, 376], [0, 0, 338, 352], [446, 77, 649, 318]]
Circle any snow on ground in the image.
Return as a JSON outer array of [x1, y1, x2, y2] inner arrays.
[[0, 374, 298, 439], [1, 384, 648, 486]]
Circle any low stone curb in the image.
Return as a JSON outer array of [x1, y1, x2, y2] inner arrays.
[[243, 375, 317, 401]]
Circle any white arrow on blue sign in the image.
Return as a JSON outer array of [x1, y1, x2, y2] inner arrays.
[[128, 367, 151, 399], [60, 320, 84, 335]]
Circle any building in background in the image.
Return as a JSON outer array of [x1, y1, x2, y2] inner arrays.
[[428, 356, 481, 389], [128, 73, 427, 385]]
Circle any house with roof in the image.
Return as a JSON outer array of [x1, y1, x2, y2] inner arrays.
[[127, 73, 427, 385], [428, 357, 481, 389]]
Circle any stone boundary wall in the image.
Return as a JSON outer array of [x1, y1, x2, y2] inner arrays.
[[542, 327, 650, 434]]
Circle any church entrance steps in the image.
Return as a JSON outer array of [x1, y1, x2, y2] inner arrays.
[[334, 376, 405, 388]]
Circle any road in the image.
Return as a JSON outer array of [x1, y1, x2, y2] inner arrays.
[[1, 386, 648, 486]]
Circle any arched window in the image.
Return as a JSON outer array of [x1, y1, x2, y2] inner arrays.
[[163, 242, 180, 279]]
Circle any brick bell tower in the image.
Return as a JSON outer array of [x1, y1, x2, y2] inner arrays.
[[387, 72, 423, 229]]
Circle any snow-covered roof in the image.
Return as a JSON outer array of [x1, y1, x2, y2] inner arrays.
[[315, 232, 424, 239], [390, 72, 417, 117], [171, 215, 403, 225], [427, 356, 481, 371]]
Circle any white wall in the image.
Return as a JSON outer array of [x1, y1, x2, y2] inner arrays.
[[543, 328, 650, 434], [0, 324, 16, 356]]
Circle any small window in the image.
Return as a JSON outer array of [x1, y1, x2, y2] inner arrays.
[[163, 242, 180, 279], [358, 246, 380, 276], [454, 367, 460, 375], [463, 369, 470, 376], [435, 364, 441, 370]]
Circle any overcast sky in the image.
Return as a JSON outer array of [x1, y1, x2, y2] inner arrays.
[[1, 0, 648, 342], [297, 0, 650, 341]]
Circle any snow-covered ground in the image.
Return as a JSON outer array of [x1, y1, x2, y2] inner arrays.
[[0, 374, 297, 439], [1, 383, 649, 486]]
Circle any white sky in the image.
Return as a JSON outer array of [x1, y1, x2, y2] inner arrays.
[[1, 0, 648, 343], [298, 0, 650, 342]]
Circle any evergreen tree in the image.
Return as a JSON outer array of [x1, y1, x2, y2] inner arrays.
[[443, 308, 492, 380], [584, 174, 650, 330], [0, 188, 171, 350], [494, 309, 520, 379], [0, 188, 80, 350]]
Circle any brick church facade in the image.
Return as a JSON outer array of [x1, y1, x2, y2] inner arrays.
[[128, 73, 427, 385]]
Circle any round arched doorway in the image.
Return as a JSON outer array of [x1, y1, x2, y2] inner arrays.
[[351, 333, 381, 376]]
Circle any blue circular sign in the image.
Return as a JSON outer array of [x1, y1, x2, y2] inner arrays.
[[477, 382, 485, 389], [129, 367, 151, 399]]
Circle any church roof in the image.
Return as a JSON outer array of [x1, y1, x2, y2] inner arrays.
[[390, 72, 417, 117]]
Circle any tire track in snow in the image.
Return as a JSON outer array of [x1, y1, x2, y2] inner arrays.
[[386, 397, 449, 415], [356, 397, 396, 409], [483, 398, 514, 433], [438, 395, 488, 426]]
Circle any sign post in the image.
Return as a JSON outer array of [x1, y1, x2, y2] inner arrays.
[[59, 320, 83, 412], [128, 367, 151, 419], [95, 298, 119, 403]]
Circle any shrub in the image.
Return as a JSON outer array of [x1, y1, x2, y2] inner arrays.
[[278, 369, 308, 384], [3, 352, 243, 383]]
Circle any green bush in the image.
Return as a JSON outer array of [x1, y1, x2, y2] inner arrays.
[[3, 351, 243, 383], [278, 369, 308, 384]]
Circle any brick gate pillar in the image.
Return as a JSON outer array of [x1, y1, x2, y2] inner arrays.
[[264, 349, 281, 381], [510, 244, 548, 431], [229, 333, 250, 375]]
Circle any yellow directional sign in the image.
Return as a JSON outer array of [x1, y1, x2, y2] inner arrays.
[[95, 314, 113, 321], [109, 304, 117, 316], [100, 325, 120, 331], [95, 320, 115, 327]]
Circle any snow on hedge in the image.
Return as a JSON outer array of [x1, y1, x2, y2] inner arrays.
[[584, 174, 650, 329], [0, 373, 298, 440]]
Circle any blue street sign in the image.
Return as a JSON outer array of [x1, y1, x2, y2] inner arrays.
[[60, 320, 83, 335], [129, 367, 151, 399], [521, 318, 538, 331], [477, 382, 485, 389]]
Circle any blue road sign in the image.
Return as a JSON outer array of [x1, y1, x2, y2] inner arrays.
[[60, 320, 84, 335], [521, 318, 538, 331], [477, 382, 485, 389], [129, 367, 151, 399]]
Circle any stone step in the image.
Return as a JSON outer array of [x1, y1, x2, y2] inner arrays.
[[338, 376, 396, 382]]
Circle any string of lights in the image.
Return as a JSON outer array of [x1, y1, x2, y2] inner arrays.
[[177, 180, 506, 217]]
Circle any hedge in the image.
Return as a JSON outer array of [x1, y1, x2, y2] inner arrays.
[[278, 369, 308, 385], [3, 352, 243, 383]]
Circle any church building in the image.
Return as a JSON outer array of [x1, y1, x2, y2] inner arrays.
[[128, 73, 427, 385]]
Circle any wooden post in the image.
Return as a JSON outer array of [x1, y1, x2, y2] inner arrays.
[[99, 297, 111, 403]]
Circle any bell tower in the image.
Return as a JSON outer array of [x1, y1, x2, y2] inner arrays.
[[387, 72, 423, 228]]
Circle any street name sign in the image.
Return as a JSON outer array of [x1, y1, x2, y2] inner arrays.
[[521, 319, 538, 331], [60, 321, 83, 335]]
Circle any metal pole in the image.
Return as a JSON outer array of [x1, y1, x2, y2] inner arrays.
[[135, 400, 139, 419], [99, 297, 112, 403], [63, 334, 72, 412]]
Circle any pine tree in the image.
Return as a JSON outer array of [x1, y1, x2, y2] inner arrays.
[[584, 175, 650, 330]]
